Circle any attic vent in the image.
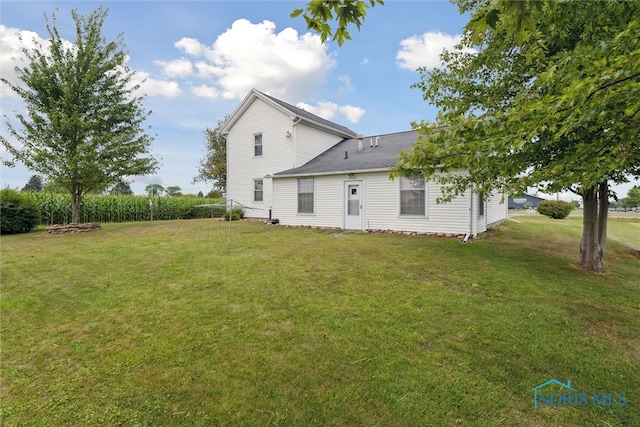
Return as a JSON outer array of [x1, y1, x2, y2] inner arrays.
[[344, 150, 349, 159]]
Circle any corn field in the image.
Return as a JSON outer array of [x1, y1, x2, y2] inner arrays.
[[26, 193, 227, 225]]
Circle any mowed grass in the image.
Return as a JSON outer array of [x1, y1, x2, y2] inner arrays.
[[1, 217, 638, 426]]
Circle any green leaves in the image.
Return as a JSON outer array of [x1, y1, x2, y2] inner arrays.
[[291, 0, 384, 46], [193, 116, 228, 192], [1, 6, 158, 222], [395, 0, 640, 201]]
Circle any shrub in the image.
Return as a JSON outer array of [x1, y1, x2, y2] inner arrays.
[[224, 208, 244, 221], [0, 189, 41, 234], [537, 200, 573, 219]]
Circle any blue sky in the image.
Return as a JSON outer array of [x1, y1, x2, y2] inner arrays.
[[1, 1, 636, 198]]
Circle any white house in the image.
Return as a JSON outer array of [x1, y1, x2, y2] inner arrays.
[[222, 89, 507, 237]]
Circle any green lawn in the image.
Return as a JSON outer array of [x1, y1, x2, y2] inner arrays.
[[1, 217, 638, 426]]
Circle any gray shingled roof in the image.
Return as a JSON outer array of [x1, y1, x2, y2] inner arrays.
[[274, 130, 419, 176], [259, 91, 359, 139]]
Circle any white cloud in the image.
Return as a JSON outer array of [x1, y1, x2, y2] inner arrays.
[[0, 25, 49, 98], [297, 101, 337, 121], [339, 105, 366, 123], [191, 84, 221, 99], [154, 58, 193, 78], [336, 74, 355, 96], [175, 37, 206, 57], [297, 101, 365, 124], [396, 31, 476, 71], [361, 57, 369, 65], [132, 71, 183, 99], [168, 19, 336, 102], [194, 61, 218, 78], [1, 24, 181, 101]]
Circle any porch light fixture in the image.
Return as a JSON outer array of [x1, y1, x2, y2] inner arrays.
[[285, 131, 292, 140]]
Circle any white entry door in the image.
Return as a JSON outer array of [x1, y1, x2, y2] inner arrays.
[[344, 181, 363, 230]]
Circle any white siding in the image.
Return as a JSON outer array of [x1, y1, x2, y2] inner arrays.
[[272, 176, 343, 228], [363, 172, 470, 234], [227, 98, 345, 219], [486, 191, 508, 226], [273, 172, 474, 234], [294, 124, 344, 168], [473, 191, 507, 235]]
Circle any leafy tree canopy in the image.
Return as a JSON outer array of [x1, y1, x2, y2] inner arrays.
[[1, 6, 158, 223], [390, 0, 639, 271], [166, 186, 182, 197], [145, 184, 164, 197], [21, 175, 44, 192], [110, 180, 133, 195], [393, 0, 639, 199], [193, 116, 229, 193], [621, 185, 640, 208], [291, 0, 384, 46]]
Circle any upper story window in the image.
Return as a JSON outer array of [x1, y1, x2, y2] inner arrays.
[[253, 179, 263, 202], [254, 134, 263, 157], [400, 174, 426, 216], [297, 178, 314, 214]]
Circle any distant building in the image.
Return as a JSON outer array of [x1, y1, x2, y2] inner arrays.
[[508, 193, 546, 209]]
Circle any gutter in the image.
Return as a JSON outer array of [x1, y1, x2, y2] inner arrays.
[[463, 190, 473, 243], [272, 167, 391, 179], [291, 116, 301, 168]]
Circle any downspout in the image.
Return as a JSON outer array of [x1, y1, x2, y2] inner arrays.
[[485, 195, 488, 231], [292, 116, 301, 168], [463, 190, 472, 243]]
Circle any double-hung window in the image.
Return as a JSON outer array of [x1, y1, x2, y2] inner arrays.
[[478, 194, 485, 217], [254, 134, 263, 157], [297, 178, 314, 214], [253, 179, 263, 202], [400, 174, 426, 216]]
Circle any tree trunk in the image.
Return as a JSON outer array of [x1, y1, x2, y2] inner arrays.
[[578, 185, 605, 272], [71, 190, 81, 224], [597, 182, 608, 254]]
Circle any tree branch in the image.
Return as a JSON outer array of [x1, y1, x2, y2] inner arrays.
[[585, 71, 640, 102]]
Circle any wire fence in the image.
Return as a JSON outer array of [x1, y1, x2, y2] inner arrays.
[[26, 193, 227, 225]]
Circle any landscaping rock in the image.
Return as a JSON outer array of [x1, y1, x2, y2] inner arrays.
[[46, 223, 101, 234]]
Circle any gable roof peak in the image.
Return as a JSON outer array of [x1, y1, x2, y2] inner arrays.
[[222, 88, 358, 139]]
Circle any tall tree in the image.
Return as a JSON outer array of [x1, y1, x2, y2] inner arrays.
[[21, 175, 44, 192], [165, 186, 182, 197], [1, 7, 158, 223], [295, 0, 639, 272], [621, 185, 640, 209], [109, 180, 133, 195], [145, 184, 164, 197], [193, 117, 228, 193], [391, 0, 640, 272]]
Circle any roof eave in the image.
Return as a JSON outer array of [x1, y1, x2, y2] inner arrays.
[[298, 118, 358, 138], [221, 89, 297, 134], [272, 167, 391, 179]]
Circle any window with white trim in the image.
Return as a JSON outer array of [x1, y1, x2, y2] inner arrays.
[[400, 175, 426, 216], [478, 193, 485, 217], [254, 134, 263, 157], [253, 179, 263, 202], [297, 178, 314, 214]]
